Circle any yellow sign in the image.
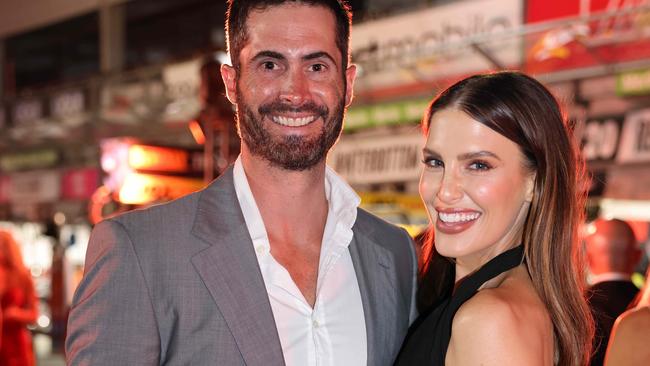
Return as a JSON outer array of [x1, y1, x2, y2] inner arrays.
[[119, 173, 204, 205]]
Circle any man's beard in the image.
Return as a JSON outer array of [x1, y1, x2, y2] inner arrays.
[[235, 88, 345, 171]]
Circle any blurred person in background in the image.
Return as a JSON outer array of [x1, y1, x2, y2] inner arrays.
[[585, 218, 641, 366], [395, 72, 594, 366], [604, 266, 650, 366], [0, 230, 38, 366], [66, 0, 417, 365]]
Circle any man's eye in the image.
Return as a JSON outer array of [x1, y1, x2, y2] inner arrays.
[[310, 63, 325, 72], [263, 61, 276, 70]]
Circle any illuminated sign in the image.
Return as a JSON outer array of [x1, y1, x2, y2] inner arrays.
[[118, 173, 204, 205], [128, 144, 189, 173]]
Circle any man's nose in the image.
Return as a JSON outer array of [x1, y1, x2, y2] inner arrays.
[[279, 69, 309, 105]]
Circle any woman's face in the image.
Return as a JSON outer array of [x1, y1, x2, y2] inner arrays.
[[419, 108, 534, 273]]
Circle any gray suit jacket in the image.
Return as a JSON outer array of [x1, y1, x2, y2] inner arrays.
[[66, 167, 418, 365]]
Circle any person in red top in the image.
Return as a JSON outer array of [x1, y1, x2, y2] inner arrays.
[[0, 230, 38, 366]]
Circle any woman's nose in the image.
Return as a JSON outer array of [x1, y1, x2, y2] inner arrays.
[[436, 170, 463, 203]]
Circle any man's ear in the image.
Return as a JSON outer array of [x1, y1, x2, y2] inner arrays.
[[344, 64, 357, 107], [221, 63, 237, 105]]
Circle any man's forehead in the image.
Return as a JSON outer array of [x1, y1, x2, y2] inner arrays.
[[241, 3, 340, 61]]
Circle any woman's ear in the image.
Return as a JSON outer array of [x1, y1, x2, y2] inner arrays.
[[525, 173, 536, 202]]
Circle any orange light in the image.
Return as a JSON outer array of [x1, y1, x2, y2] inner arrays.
[[128, 145, 189, 172], [189, 120, 206, 145], [118, 173, 204, 205]]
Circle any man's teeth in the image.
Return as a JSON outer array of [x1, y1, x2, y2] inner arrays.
[[272, 115, 316, 127], [438, 212, 480, 223]]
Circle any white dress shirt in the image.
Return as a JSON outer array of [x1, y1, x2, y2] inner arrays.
[[233, 157, 367, 366]]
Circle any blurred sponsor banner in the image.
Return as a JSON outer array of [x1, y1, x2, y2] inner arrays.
[[0, 149, 60, 172], [345, 98, 430, 131], [579, 115, 624, 162], [617, 107, 650, 163], [9, 170, 61, 204], [62, 168, 100, 200], [525, 0, 650, 74], [100, 78, 166, 124], [329, 132, 424, 185], [351, 0, 522, 91], [162, 58, 202, 123], [617, 69, 650, 96]]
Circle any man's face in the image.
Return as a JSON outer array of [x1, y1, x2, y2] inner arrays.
[[222, 3, 356, 171]]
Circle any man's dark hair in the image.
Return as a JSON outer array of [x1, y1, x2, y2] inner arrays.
[[225, 0, 352, 70]]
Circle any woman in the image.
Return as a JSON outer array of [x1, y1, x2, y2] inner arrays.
[[0, 230, 38, 366], [395, 72, 593, 365], [604, 267, 650, 365]]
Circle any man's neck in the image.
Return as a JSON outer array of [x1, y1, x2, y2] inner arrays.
[[241, 151, 329, 240]]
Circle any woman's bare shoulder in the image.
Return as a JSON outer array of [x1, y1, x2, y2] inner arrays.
[[446, 280, 553, 365], [605, 307, 650, 366]]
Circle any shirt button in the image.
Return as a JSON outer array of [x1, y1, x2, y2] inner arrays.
[[255, 246, 265, 255], [312, 320, 320, 328]]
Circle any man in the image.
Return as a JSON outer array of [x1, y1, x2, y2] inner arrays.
[[65, 1, 418, 365], [585, 218, 641, 366]]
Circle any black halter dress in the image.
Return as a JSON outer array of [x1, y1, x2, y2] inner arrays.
[[394, 245, 525, 365]]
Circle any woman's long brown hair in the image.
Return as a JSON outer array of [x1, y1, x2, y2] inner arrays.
[[420, 71, 594, 365]]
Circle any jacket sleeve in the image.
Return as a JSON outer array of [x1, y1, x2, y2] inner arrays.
[[66, 219, 160, 365]]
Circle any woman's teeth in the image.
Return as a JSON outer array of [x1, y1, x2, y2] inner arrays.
[[438, 212, 480, 223]]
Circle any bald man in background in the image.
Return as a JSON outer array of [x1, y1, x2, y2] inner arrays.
[[585, 219, 642, 366]]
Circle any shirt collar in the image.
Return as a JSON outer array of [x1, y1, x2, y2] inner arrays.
[[232, 156, 360, 246]]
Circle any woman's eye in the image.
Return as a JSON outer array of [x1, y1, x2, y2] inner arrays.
[[422, 158, 443, 168], [469, 160, 491, 170]]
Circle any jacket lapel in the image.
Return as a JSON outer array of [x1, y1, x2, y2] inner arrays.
[[350, 221, 398, 366], [190, 167, 285, 366]]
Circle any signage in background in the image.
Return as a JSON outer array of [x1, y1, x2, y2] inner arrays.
[[9, 170, 61, 204], [525, 0, 650, 74], [617, 107, 650, 163], [62, 168, 100, 200], [162, 58, 202, 123], [579, 115, 624, 162], [12, 99, 43, 126], [329, 132, 424, 185], [49, 88, 88, 126], [351, 0, 523, 92], [0, 149, 60, 172], [616, 69, 650, 96], [345, 98, 430, 131]]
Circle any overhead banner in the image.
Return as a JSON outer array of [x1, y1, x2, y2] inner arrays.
[[328, 132, 424, 185], [351, 0, 523, 91], [525, 0, 650, 74]]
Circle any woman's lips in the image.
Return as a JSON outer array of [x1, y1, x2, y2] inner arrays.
[[435, 210, 481, 234]]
